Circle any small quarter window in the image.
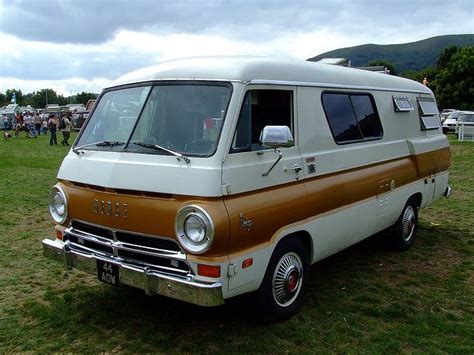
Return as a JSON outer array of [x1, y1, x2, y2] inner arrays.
[[418, 100, 438, 115], [322, 92, 383, 144], [417, 99, 440, 130], [393, 97, 413, 112]]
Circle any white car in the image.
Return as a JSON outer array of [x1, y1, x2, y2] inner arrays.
[[443, 111, 466, 133], [440, 109, 457, 123], [455, 112, 474, 136]]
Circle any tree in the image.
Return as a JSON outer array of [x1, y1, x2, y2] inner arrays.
[[28, 89, 61, 109], [5, 89, 24, 105], [367, 59, 397, 75], [437, 45, 459, 70], [402, 66, 438, 86], [0, 92, 6, 106], [75, 92, 98, 105], [433, 46, 474, 109]]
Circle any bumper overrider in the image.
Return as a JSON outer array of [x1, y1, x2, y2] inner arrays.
[[42, 237, 224, 306]]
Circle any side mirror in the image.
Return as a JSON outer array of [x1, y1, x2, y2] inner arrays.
[[260, 125, 294, 149], [259, 126, 294, 177]]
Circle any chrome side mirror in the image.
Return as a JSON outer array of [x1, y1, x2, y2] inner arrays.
[[260, 125, 294, 148], [260, 126, 294, 177]]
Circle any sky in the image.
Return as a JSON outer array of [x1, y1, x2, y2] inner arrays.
[[0, 0, 473, 96]]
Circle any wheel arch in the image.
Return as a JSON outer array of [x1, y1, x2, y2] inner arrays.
[[410, 192, 423, 208], [273, 230, 314, 263]]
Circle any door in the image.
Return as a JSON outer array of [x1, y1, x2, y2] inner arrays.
[[222, 86, 306, 291]]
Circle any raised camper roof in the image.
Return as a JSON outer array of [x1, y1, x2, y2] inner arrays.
[[108, 56, 431, 94]]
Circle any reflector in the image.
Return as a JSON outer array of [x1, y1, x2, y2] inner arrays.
[[198, 264, 220, 278]]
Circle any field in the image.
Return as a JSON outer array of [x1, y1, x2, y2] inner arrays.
[[0, 132, 473, 353]]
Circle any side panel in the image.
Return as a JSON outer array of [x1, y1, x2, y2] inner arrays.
[[225, 177, 436, 298]]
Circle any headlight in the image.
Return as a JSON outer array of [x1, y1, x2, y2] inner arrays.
[[175, 205, 214, 254], [48, 185, 68, 224]]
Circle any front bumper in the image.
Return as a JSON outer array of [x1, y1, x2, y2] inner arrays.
[[42, 238, 224, 307]]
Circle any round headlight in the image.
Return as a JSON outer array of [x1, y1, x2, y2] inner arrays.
[[184, 215, 206, 243], [176, 205, 214, 254], [49, 185, 68, 224]]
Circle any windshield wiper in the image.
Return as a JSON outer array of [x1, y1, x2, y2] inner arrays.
[[73, 140, 126, 155], [133, 141, 190, 163]]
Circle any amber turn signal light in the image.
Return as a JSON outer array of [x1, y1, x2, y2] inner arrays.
[[56, 229, 63, 240], [197, 264, 221, 278]]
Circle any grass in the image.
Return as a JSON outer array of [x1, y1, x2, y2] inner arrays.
[[0, 133, 473, 353]]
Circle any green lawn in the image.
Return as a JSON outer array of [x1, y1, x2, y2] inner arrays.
[[0, 133, 473, 353]]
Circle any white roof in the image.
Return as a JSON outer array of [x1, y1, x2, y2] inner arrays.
[[108, 56, 431, 94]]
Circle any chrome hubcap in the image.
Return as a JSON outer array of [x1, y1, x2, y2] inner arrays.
[[402, 206, 416, 242], [272, 252, 303, 307]]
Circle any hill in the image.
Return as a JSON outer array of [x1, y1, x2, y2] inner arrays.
[[307, 34, 474, 73]]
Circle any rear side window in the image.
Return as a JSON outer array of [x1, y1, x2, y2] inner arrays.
[[322, 92, 383, 144]]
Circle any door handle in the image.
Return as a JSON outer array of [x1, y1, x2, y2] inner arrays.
[[292, 165, 302, 173], [292, 165, 302, 180]]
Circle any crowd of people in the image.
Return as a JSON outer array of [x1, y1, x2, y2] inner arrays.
[[2, 111, 72, 146]]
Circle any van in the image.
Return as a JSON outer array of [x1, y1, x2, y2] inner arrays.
[[42, 57, 452, 318]]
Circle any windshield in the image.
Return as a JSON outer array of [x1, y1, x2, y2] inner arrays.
[[459, 114, 474, 122], [75, 82, 231, 157]]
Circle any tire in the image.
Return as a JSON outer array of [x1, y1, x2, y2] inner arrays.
[[389, 197, 418, 251], [255, 238, 309, 320]]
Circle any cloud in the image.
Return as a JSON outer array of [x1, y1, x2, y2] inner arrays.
[[3, 0, 472, 45], [0, 76, 110, 96], [0, 0, 472, 95], [0, 28, 355, 94]]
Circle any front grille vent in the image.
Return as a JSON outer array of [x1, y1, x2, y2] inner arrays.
[[64, 220, 190, 278]]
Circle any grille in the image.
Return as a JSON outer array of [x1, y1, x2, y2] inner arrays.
[[64, 220, 191, 278]]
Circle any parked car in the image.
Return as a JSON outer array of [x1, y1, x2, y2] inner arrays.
[[442, 111, 464, 133], [455, 112, 474, 137], [71, 111, 90, 130], [440, 109, 457, 123]]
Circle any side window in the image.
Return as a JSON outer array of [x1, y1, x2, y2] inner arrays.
[[322, 92, 383, 144], [231, 89, 293, 152]]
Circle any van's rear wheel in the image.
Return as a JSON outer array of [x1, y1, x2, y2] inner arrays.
[[389, 197, 418, 251], [256, 238, 309, 320]]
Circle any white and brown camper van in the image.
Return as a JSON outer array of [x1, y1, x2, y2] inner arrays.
[[43, 56, 451, 318]]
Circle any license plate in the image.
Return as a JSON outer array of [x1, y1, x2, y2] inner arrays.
[[97, 260, 119, 286]]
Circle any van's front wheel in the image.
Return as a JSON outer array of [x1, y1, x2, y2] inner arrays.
[[256, 239, 309, 319]]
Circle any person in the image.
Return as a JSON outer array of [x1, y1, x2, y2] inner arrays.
[[60, 113, 72, 146], [422, 77, 429, 86], [2, 114, 8, 130], [34, 112, 41, 135], [41, 118, 48, 135], [48, 114, 58, 145], [14, 113, 22, 138]]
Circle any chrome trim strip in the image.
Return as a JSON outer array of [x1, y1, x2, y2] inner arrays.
[[107, 78, 245, 90], [42, 238, 224, 306], [249, 79, 429, 94]]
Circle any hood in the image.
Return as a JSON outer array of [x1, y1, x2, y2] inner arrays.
[[57, 150, 224, 197]]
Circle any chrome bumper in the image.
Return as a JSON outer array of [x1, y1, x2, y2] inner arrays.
[[42, 238, 224, 307]]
